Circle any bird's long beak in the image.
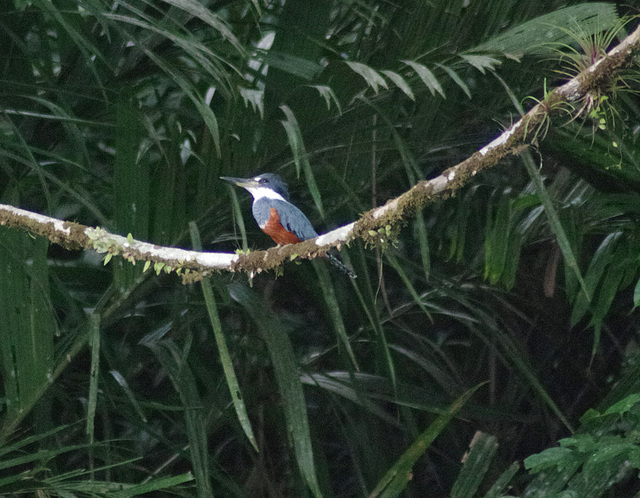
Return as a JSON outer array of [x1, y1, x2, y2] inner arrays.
[[220, 176, 258, 189]]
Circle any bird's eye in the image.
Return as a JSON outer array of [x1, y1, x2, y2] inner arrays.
[[258, 178, 268, 184]]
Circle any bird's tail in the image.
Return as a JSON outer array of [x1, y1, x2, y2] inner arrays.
[[326, 253, 357, 279]]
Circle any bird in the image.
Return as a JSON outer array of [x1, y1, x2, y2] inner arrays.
[[221, 173, 355, 278]]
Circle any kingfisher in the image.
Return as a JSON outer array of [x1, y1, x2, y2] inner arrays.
[[221, 173, 355, 277]]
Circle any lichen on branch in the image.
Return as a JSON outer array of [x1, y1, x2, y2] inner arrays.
[[1, 23, 639, 279]]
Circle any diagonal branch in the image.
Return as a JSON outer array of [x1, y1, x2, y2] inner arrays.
[[2, 23, 640, 280]]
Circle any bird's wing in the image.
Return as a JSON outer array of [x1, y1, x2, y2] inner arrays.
[[253, 199, 318, 241]]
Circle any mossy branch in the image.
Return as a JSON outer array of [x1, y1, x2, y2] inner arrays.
[[2, 23, 639, 280]]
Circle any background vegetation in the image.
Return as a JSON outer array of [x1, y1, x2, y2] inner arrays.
[[1, 0, 640, 496]]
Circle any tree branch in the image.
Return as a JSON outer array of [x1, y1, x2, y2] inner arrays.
[[2, 23, 639, 280]]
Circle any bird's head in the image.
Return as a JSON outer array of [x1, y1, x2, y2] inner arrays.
[[221, 173, 290, 201]]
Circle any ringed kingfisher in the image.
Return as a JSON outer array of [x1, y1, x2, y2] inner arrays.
[[221, 173, 355, 277]]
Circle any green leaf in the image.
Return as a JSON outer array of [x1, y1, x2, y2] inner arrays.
[[160, 0, 244, 55], [239, 87, 265, 119], [369, 385, 481, 497], [587, 260, 626, 334], [520, 151, 590, 305], [110, 472, 194, 497], [402, 60, 445, 97], [451, 432, 498, 498], [358, 95, 420, 183], [450, 186, 480, 261], [524, 447, 576, 473], [387, 253, 433, 321], [113, 92, 147, 293], [415, 210, 431, 280], [147, 340, 212, 498], [224, 184, 249, 252], [308, 85, 342, 113], [280, 104, 324, 218], [603, 393, 640, 416], [345, 61, 388, 94], [484, 193, 512, 284], [459, 54, 502, 74], [570, 232, 621, 327], [0, 423, 71, 459], [263, 51, 323, 80], [471, 3, 619, 56], [312, 260, 359, 370], [124, 32, 222, 156], [189, 222, 258, 452], [228, 283, 322, 498], [0, 228, 55, 436], [633, 278, 640, 310], [349, 245, 397, 389], [579, 408, 602, 423], [301, 372, 400, 426], [484, 462, 520, 498], [380, 70, 415, 100], [436, 63, 471, 98], [85, 314, 101, 444]]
